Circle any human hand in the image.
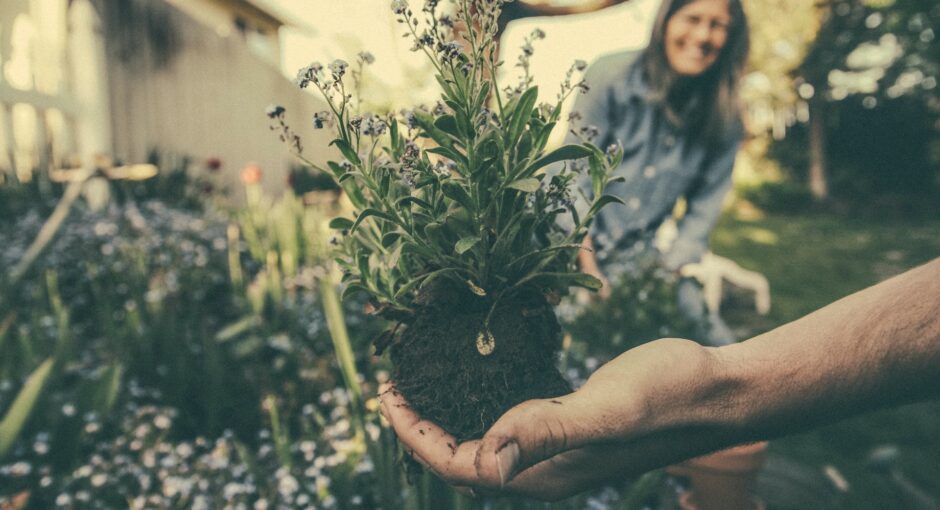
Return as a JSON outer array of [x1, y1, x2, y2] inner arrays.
[[380, 338, 725, 500]]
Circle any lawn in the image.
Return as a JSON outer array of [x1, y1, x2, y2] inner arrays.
[[711, 208, 940, 510]]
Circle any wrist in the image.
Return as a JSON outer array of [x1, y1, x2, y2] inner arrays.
[[638, 342, 753, 445]]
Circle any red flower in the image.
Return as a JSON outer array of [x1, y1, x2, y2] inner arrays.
[[241, 164, 263, 185], [206, 157, 222, 172]]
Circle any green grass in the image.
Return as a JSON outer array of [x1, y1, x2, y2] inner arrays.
[[711, 209, 940, 509]]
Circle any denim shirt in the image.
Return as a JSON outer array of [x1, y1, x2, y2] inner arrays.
[[568, 50, 741, 274]]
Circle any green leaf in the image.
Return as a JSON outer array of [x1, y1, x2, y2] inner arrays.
[[393, 268, 461, 300], [508, 87, 538, 144], [341, 283, 368, 301], [338, 171, 362, 183], [215, 315, 263, 342], [587, 194, 625, 219], [423, 221, 450, 249], [401, 241, 437, 259], [435, 75, 455, 98], [534, 121, 557, 151], [474, 82, 491, 111], [357, 253, 372, 289], [434, 115, 460, 137], [506, 178, 541, 193], [327, 161, 348, 179], [330, 139, 361, 165], [381, 231, 402, 248], [351, 208, 395, 233], [91, 362, 123, 417], [426, 146, 468, 167], [506, 244, 583, 270], [389, 118, 400, 153], [521, 144, 593, 177], [441, 181, 475, 212], [0, 358, 55, 460], [455, 237, 479, 255], [515, 272, 603, 291], [414, 110, 454, 149], [329, 217, 354, 230], [395, 196, 432, 211], [387, 243, 403, 269]]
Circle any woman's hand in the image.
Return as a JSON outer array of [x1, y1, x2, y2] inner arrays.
[[380, 338, 727, 500]]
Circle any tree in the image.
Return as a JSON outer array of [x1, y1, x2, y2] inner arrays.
[[797, 0, 940, 201]]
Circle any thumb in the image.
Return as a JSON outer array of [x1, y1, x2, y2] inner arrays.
[[473, 395, 588, 489]]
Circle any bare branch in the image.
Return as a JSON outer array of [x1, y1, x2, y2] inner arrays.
[[502, 0, 631, 19], [498, 0, 632, 34]]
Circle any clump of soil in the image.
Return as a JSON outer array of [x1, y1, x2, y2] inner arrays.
[[389, 280, 571, 442]]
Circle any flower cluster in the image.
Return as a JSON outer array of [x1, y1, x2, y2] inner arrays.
[[0, 393, 385, 509], [268, 104, 303, 153]]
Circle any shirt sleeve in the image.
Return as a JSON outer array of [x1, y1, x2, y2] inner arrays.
[[661, 135, 740, 271]]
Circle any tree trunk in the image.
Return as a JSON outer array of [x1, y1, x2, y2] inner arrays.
[[808, 99, 829, 201]]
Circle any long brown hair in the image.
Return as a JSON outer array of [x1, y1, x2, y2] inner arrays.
[[641, 0, 749, 146]]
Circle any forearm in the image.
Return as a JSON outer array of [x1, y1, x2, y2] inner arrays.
[[606, 259, 940, 476], [710, 257, 940, 441]]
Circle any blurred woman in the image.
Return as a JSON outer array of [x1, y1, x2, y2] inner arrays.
[[572, 0, 750, 345]]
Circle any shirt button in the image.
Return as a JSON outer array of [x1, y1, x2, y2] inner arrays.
[[643, 165, 656, 178]]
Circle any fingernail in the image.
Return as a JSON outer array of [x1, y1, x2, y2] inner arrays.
[[495, 442, 519, 488]]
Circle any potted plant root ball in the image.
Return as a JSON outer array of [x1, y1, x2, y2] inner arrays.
[[272, 0, 624, 443]]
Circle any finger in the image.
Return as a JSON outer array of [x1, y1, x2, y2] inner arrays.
[[380, 385, 482, 485], [499, 443, 636, 501], [473, 394, 588, 489]]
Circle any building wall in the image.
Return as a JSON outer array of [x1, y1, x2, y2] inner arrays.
[[0, 0, 76, 180], [98, 0, 331, 197], [164, 0, 282, 66]]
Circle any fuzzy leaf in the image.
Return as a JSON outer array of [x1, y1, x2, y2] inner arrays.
[[393, 268, 461, 300], [330, 139, 361, 166], [351, 208, 395, 233], [474, 82, 491, 111], [455, 237, 479, 255], [587, 194, 626, 219], [414, 110, 454, 149], [441, 181, 475, 212], [327, 161, 348, 179], [396, 196, 432, 211], [381, 232, 403, 248], [508, 87, 538, 144], [389, 118, 400, 153], [329, 217, 354, 230], [516, 272, 603, 291], [387, 243, 403, 269], [434, 115, 461, 138], [341, 283, 368, 301], [506, 244, 583, 270], [506, 178, 541, 193], [426, 146, 468, 167], [521, 144, 592, 177]]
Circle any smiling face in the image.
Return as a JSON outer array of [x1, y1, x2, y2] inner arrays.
[[664, 0, 732, 77]]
